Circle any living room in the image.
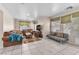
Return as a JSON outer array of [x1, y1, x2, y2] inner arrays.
[[0, 3, 79, 55]]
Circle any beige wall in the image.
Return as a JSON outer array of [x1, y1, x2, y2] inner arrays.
[[36, 17, 50, 37], [0, 4, 14, 34], [0, 11, 3, 36]]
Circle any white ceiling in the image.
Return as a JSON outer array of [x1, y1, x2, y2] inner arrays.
[[1, 3, 79, 20]]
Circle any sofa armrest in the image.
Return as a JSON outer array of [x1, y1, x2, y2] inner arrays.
[[2, 36, 9, 42], [63, 34, 69, 40]]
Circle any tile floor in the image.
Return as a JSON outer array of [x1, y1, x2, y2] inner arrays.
[[0, 38, 79, 55]]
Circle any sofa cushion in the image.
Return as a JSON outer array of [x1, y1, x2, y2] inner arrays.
[[8, 33, 23, 42], [47, 33, 68, 43], [51, 32, 57, 36], [3, 32, 10, 36], [56, 33, 64, 38], [53, 36, 65, 41], [8, 34, 15, 42], [16, 34, 23, 41]]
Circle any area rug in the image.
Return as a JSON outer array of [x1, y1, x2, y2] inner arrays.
[[22, 38, 42, 44]]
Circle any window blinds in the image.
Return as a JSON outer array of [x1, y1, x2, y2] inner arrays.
[[72, 12, 79, 18], [61, 15, 71, 24]]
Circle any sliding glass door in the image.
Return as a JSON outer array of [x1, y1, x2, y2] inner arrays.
[[70, 17, 79, 45]]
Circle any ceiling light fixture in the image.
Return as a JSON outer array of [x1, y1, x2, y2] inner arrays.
[[66, 6, 73, 10]]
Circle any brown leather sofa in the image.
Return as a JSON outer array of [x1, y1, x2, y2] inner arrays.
[[32, 31, 43, 38], [2, 32, 22, 47], [22, 29, 33, 39]]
